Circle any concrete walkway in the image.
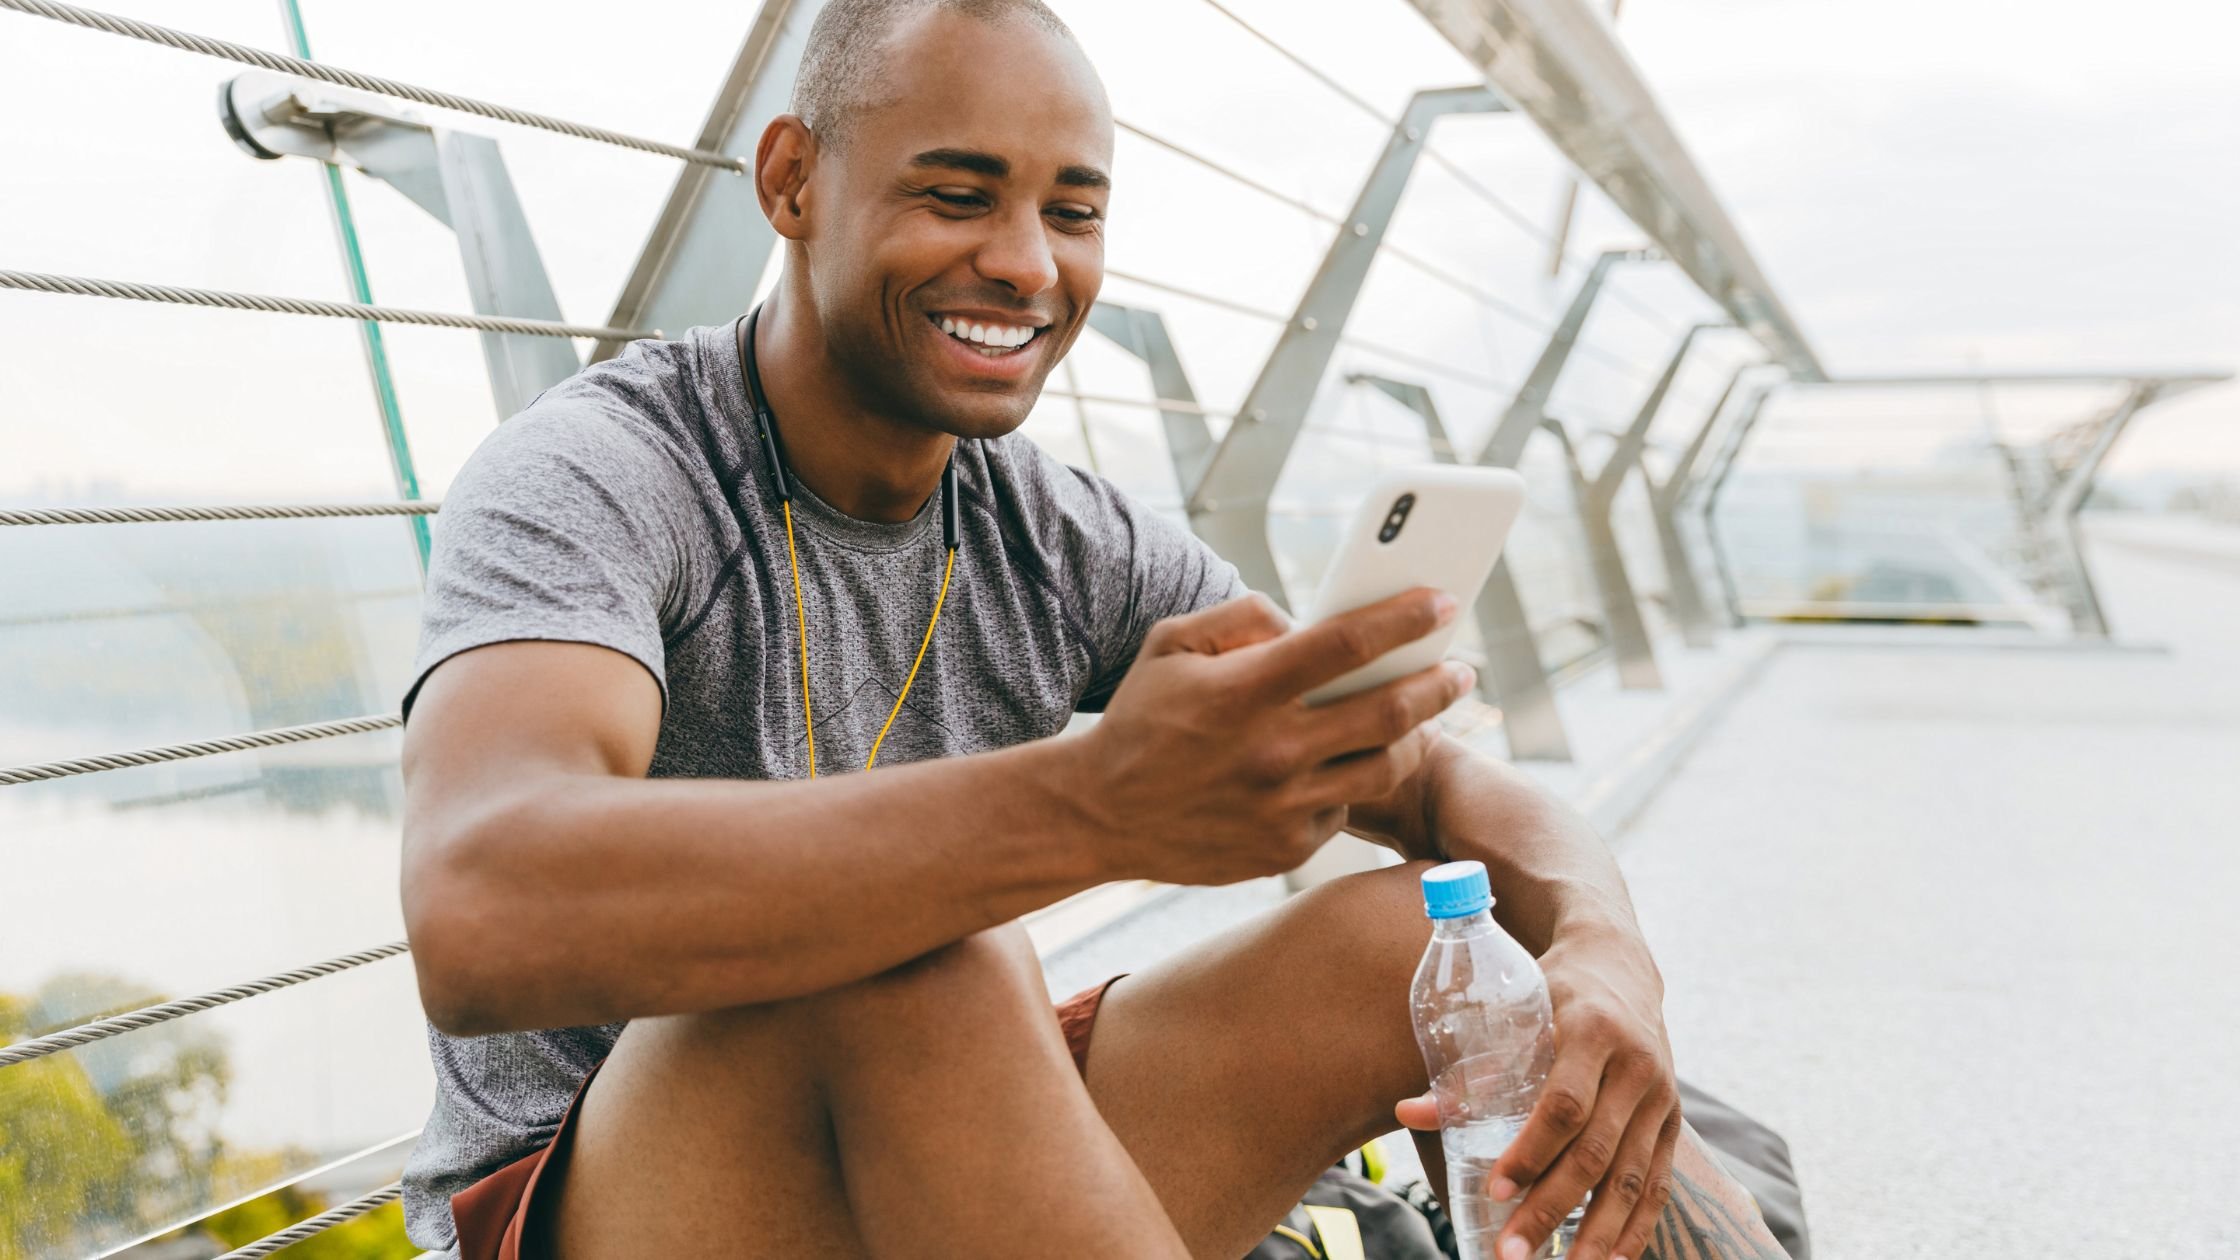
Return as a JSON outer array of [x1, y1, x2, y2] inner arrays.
[[1617, 521, 2240, 1255]]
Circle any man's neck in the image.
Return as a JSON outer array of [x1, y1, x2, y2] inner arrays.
[[752, 286, 953, 524]]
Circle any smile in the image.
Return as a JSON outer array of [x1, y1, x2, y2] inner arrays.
[[929, 313, 1046, 357]]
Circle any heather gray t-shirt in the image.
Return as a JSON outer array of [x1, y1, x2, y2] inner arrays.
[[396, 323, 1241, 1253]]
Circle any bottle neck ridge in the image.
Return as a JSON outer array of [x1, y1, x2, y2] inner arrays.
[[1428, 907, 1498, 939]]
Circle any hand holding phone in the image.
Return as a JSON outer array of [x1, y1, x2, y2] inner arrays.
[[1299, 465, 1525, 705]]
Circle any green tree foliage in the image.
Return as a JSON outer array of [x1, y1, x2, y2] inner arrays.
[[0, 974, 414, 1258], [0, 994, 139, 1260], [202, 1185, 417, 1260]]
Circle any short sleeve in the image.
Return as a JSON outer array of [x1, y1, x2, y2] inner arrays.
[[1074, 484, 1247, 712], [400, 407, 686, 724]]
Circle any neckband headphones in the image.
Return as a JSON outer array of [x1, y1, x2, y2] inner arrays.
[[736, 303, 960, 777]]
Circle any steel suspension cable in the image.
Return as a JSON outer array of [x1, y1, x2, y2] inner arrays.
[[0, 270, 654, 340], [0, 714, 402, 787], [1192, 0, 1686, 339], [211, 1184, 404, 1260], [0, 500, 440, 526], [0, 0, 745, 171], [1103, 267, 1513, 392], [1195, 0, 1542, 241], [0, 943, 411, 1069], [1118, 119, 1554, 331]]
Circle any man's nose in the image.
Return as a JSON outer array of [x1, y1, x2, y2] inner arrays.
[[974, 204, 1059, 296]]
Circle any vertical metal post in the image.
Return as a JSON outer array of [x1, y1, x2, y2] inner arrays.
[[1536, 418, 1593, 504], [2038, 383, 2155, 637], [1186, 85, 1509, 605], [1350, 373, 1574, 761], [1087, 301, 1217, 492], [428, 132, 584, 416], [1572, 323, 1720, 687], [1464, 249, 1650, 706], [1350, 374, 1459, 462], [1474, 247, 1657, 469], [1648, 362, 1758, 646], [222, 71, 586, 418], [595, 0, 823, 361], [1635, 450, 1711, 647], [1695, 384, 1777, 626], [275, 0, 427, 570]]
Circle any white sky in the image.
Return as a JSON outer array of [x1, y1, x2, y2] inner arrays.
[[0, 0, 2233, 503]]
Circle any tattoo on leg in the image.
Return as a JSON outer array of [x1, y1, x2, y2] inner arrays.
[[1638, 1165, 1787, 1260]]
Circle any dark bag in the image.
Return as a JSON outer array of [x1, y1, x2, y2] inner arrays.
[[1245, 1164, 1445, 1260], [1248, 1079, 1810, 1259]]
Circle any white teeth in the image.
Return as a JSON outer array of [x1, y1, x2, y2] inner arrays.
[[936, 318, 1038, 351]]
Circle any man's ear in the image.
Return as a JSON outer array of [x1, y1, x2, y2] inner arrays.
[[755, 114, 817, 242]]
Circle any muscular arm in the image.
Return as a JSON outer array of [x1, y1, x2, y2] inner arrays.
[[1346, 734, 1644, 953], [1359, 734, 1692, 1260], [401, 640, 1114, 1036], [404, 591, 1473, 1039]]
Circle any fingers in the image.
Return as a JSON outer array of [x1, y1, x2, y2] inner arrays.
[[1239, 588, 1456, 701], [1489, 1039, 1602, 1201], [1142, 592, 1291, 657], [1494, 1043, 1662, 1259], [1561, 1083, 1679, 1260], [1607, 1107, 1683, 1260], [1296, 660, 1474, 765], [1301, 719, 1442, 807]]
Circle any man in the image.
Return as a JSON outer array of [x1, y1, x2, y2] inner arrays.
[[396, 1, 1786, 1257]]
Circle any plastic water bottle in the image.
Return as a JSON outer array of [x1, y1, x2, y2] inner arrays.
[[1411, 860, 1581, 1259]]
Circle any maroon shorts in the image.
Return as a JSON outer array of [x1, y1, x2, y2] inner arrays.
[[448, 976, 1124, 1260]]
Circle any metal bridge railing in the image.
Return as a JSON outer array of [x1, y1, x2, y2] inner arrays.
[[0, 0, 745, 170], [0, 0, 1946, 1256], [0, 270, 655, 342]]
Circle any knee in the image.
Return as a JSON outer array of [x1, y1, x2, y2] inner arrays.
[[1288, 859, 1438, 992], [805, 922, 1048, 1031]]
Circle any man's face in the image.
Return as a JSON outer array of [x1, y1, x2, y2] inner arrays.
[[801, 11, 1112, 439]]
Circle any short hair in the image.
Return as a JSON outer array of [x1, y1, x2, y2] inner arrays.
[[791, 0, 1077, 151]]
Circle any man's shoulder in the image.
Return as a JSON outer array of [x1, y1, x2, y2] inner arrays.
[[540, 327, 715, 421], [458, 333, 721, 499]]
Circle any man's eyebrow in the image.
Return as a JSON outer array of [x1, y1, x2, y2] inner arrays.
[[910, 148, 1008, 178], [907, 148, 1110, 190]]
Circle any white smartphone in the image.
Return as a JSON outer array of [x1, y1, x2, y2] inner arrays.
[[1299, 465, 1526, 706]]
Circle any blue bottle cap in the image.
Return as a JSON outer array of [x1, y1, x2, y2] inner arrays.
[[1421, 860, 1493, 919]]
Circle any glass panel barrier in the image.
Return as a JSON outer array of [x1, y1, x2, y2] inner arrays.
[[0, 516, 424, 769]]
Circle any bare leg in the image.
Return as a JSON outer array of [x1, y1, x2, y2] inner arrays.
[[544, 859, 1781, 1258], [546, 923, 1188, 1258], [1085, 860, 1785, 1259], [1078, 861, 1441, 1256]]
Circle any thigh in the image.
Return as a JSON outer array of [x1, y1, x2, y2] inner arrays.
[[538, 925, 1182, 1260], [1081, 861, 1438, 1259], [541, 1001, 865, 1260]]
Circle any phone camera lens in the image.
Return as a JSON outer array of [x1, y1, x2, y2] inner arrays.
[[1378, 492, 1414, 543]]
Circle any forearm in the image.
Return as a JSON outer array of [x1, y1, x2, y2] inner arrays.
[[1354, 735, 1644, 954], [1643, 1125, 1789, 1260], [405, 736, 1107, 1034]]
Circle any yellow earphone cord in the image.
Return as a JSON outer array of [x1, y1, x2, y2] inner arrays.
[[780, 498, 957, 776]]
